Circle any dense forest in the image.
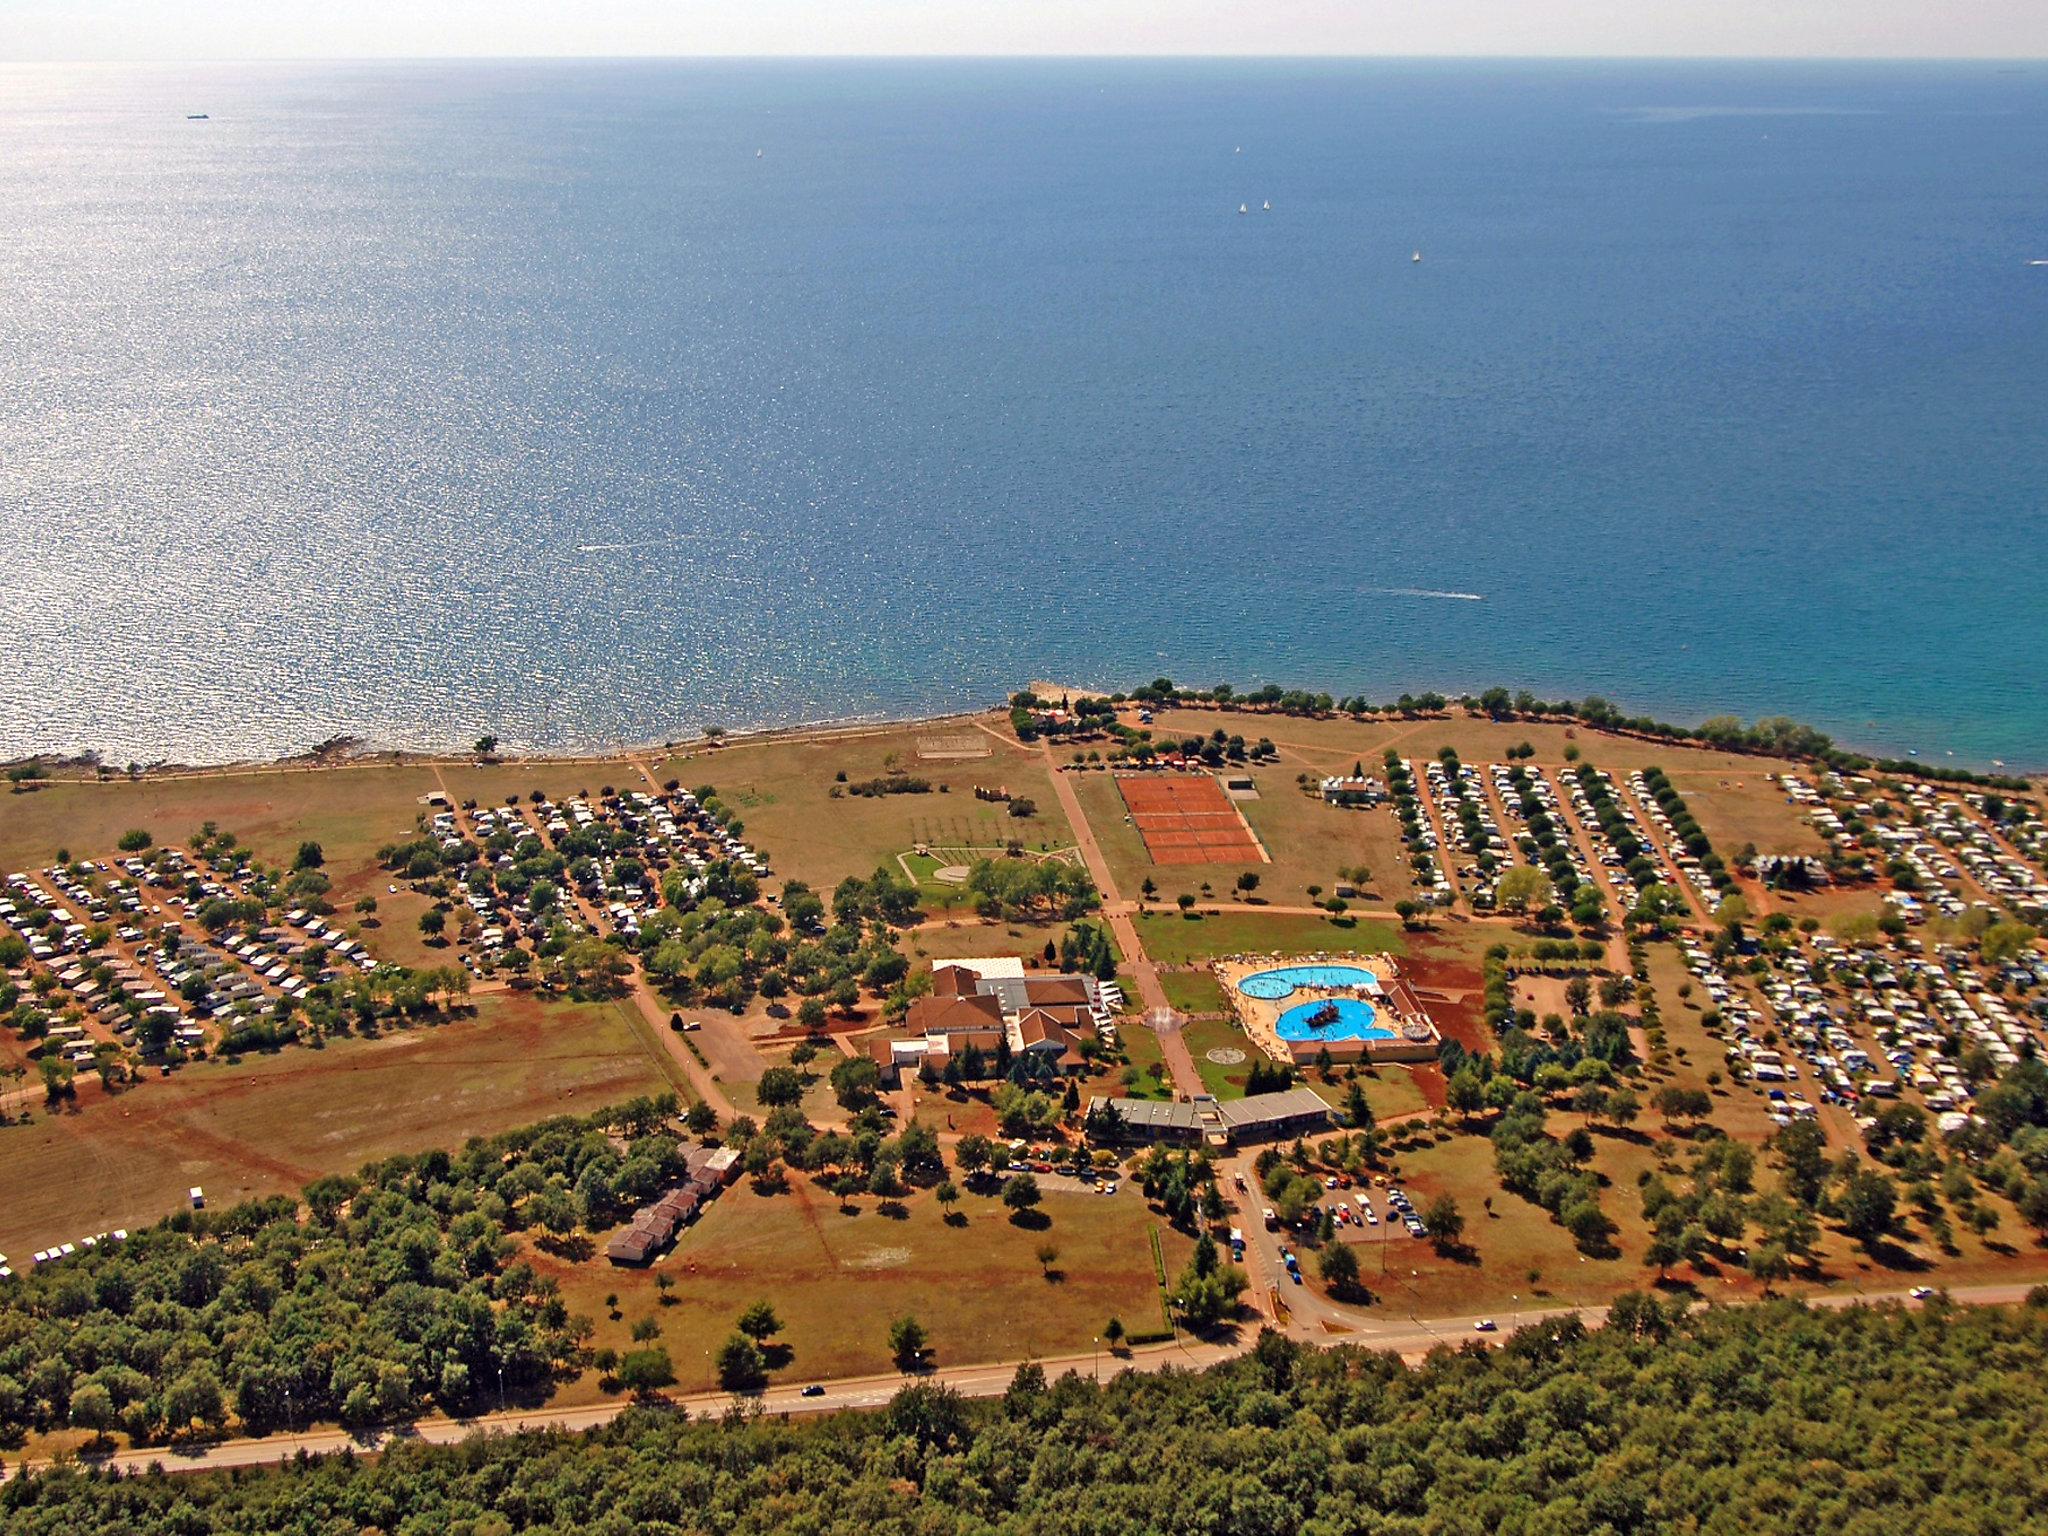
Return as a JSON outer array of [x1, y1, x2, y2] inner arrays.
[[8, 1293, 2048, 1535]]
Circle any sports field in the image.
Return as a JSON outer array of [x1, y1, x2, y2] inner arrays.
[[1116, 774, 1266, 866]]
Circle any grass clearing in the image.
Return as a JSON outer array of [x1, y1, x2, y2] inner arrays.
[[648, 726, 1074, 893], [541, 1176, 1187, 1400], [0, 993, 668, 1258]]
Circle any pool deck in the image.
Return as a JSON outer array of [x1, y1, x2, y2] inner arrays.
[[1215, 953, 1441, 1066]]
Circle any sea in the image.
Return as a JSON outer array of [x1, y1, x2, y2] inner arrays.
[[2, 59, 2044, 769]]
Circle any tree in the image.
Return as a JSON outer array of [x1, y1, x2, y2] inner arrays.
[[1317, 1239, 1361, 1297], [889, 1314, 929, 1371], [294, 840, 325, 870], [1421, 1194, 1465, 1250], [1445, 1065, 1486, 1121], [617, 1346, 676, 1396], [117, 829, 153, 852], [1750, 1243, 1792, 1294], [685, 1100, 720, 1136], [1838, 1168, 1898, 1246], [736, 1300, 782, 1340], [1495, 867, 1554, 915], [716, 1333, 768, 1392], [756, 1066, 806, 1107], [69, 1380, 117, 1442], [1002, 1173, 1042, 1216], [1982, 921, 2039, 966], [1034, 1240, 1060, 1277], [1235, 872, 1261, 897], [417, 908, 446, 939], [829, 1055, 882, 1110], [474, 735, 499, 756], [1104, 1316, 1126, 1350], [954, 1134, 993, 1180], [1177, 893, 1196, 913]]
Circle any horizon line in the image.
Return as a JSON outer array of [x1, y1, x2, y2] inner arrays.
[[6, 52, 2046, 66]]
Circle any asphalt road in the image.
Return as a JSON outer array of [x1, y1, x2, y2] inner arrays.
[[18, 1278, 2045, 1483]]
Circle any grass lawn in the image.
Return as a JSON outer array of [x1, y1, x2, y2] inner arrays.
[[0, 993, 668, 1258], [647, 725, 1076, 894], [1305, 1064, 1432, 1123], [540, 1175, 1188, 1400], [1159, 969, 1227, 1015], [1115, 1025, 1174, 1100], [1184, 1016, 1257, 1099], [1134, 911, 1406, 966]]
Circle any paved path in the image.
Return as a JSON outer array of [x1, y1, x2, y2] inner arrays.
[[1040, 750, 1208, 1099]]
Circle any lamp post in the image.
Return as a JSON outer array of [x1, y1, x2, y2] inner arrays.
[[1092, 1336, 1100, 1382], [497, 1363, 505, 1413]]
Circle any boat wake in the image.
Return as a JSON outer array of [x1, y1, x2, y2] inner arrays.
[[576, 540, 668, 553], [1366, 586, 1485, 602]]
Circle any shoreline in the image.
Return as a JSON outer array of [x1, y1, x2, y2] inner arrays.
[[8, 688, 2042, 787]]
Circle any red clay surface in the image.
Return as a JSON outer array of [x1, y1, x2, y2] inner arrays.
[[1117, 774, 1264, 866]]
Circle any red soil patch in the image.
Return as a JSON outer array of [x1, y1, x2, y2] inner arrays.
[[1116, 774, 1262, 866]]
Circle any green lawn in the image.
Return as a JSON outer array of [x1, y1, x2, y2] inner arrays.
[[1134, 911, 1406, 966], [1182, 1016, 1258, 1100], [1159, 969, 1227, 1015]]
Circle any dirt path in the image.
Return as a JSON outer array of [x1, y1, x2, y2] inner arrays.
[[1039, 745, 1206, 1099], [1406, 759, 1466, 907]]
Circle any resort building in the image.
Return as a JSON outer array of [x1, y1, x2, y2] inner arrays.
[[872, 962, 1120, 1084]]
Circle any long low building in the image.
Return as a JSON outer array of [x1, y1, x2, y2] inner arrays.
[[1086, 1087, 1333, 1147]]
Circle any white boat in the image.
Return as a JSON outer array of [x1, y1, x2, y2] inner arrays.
[[1238, 203, 1248, 215], [756, 149, 763, 158], [1412, 250, 1422, 263], [1262, 200, 1271, 211]]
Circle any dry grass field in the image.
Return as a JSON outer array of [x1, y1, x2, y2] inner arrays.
[[540, 1174, 1190, 1400], [0, 993, 668, 1257], [0, 764, 437, 879], [647, 724, 1075, 892]]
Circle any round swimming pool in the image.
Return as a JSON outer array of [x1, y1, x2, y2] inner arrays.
[[1237, 963, 1380, 1001], [1276, 997, 1393, 1042]]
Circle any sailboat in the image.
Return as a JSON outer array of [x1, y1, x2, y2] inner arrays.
[[1262, 200, 1271, 211], [1412, 250, 1422, 263], [1238, 203, 1248, 215]]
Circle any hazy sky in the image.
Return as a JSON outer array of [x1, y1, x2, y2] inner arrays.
[[2, 1, 2042, 62]]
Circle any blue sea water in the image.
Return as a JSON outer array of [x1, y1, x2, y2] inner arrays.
[[2, 59, 2044, 767]]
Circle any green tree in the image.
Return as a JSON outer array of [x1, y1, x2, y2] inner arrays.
[[617, 1347, 676, 1396], [889, 1315, 929, 1371], [716, 1333, 768, 1392], [736, 1300, 782, 1340]]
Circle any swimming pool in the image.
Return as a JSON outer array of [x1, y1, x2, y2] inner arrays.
[[1276, 997, 1393, 1042], [1237, 964, 1380, 1001]]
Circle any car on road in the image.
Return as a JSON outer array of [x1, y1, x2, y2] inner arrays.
[[801, 1385, 826, 1397], [1909, 1286, 1935, 1301], [1475, 1319, 1497, 1332]]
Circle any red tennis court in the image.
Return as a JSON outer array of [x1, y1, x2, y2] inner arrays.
[[1117, 774, 1267, 866]]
